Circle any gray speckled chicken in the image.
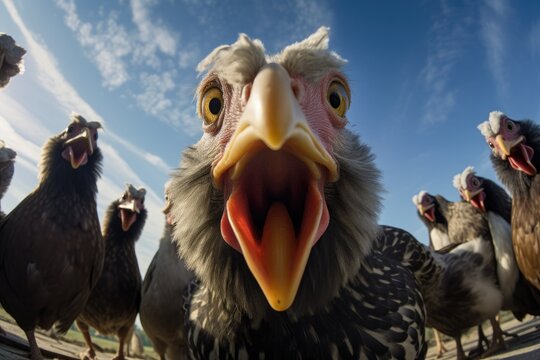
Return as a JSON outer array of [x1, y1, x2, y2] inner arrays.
[[0, 113, 104, 360], [140, 182, 193, 359], [413, 190, 505, 359], [0, 140, 16, 219], [167, 27, 451, 359], [76, 184, 146, 360], [0, 33, 26, 88]]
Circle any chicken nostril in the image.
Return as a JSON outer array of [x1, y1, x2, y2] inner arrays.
[[291, 79, 302, 101], [242, 84, 252, 105]]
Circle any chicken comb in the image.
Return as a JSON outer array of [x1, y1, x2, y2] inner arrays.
[[125, 183, 146, 199], [412, 190, 428, 205], [70, 112, 102, 130], [453, 166, 475, 191], [0, 140, 17, 162]]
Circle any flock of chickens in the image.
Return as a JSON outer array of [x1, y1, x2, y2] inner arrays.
[[1, 26, 540, 360]]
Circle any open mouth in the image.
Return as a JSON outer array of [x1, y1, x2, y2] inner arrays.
[[423, 206, 435, 222], [508, 143, 536, 176], [120, 209, 137, 231], [470, 191, 486, 212], [62, 129, 93, 169], [220, 147, 330, 310]]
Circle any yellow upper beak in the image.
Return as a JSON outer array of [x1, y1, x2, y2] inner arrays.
[[213, 63, 338, 187], [213, 63, 337, 311]]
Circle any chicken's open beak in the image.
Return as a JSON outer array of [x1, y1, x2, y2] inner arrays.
[[495, 134, 536, 175], [418, 204, 435, 222], [213, 63, 338, 311], [118, 199, 141, 231], [63, 128, 93, 169]]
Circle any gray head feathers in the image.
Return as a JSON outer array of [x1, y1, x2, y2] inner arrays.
[[196, 26, 346, 86], [0, 33, 26, 88], [69, 112, 102, 130], [125, 183, 146, 199], [0, 140, 17, 162], [453, 166, 475, 191]]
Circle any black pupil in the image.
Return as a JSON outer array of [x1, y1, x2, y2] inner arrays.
[[329, 92, 341, 109], [209, 98, 222, 115]]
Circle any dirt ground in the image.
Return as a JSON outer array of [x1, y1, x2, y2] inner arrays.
[[1, 315, 539, 359], [426, 316, 540, 360]]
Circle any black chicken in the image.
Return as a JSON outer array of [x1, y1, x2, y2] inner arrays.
[[140, 181, 193, 359], [0, 140, 16, 219], [454, 166, 540, 315], [0, 33, 26, 88], [478, 111, 540, 291], [0, 113, 103, 360], [76, 184, 146, 360]]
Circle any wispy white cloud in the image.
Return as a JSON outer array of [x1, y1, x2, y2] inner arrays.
[[420, 2, 470, 125], [130, 0, 177, 66], [55, 0, 201, 135], [55, 0, 132, 89], [480, 0, 509, 99]]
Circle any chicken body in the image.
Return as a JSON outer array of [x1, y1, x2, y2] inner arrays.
[[479, 112, 540, 291], [0, 114, 104, 360], [454, 167, 540, 316], [413, 191, 504, 358], [77, 185, 146, 360], [140, 184, 193, 359]]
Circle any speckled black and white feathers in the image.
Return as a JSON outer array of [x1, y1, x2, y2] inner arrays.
[[0, 126, 104, 334], [77, 196, 146, 336], [185, 226, 427, 359], [140, 223, 193, 359]]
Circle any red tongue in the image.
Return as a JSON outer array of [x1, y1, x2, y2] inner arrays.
[[508, 143, 536, 176], [470, 192, 486, 212], [221, 179, 328, 310], [120, 209, 137, 231], [424, 207, 435, 222]]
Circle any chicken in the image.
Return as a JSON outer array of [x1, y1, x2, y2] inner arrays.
[[165, 26, 496, 358], [0, 33, 26, 88], [76, 184, 146, 360], [478, 111, 540, 291], [0, 113, 103, 360], [454, 166, 540, 316], [412, 190, 505, 359], [0, 140, 17, 219], [140, 181, 193, 359]]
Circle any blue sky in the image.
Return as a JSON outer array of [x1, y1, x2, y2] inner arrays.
[[1, 0, 540, 275]]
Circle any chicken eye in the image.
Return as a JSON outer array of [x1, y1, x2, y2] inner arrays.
[[488, 141, 495, 149], [201, 87, 224, 124], [327, 81, 349, 118], [506, 120, 516, 132], [67, 125, 75, 134]]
